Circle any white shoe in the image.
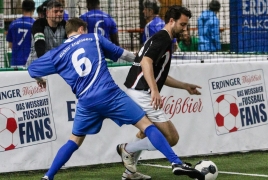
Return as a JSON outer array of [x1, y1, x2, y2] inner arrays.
[[122, 172, 151, 180], [117, 143, 136, 173], [40, 176, 49, 180]]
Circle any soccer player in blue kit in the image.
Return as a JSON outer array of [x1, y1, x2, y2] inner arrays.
[[6, 0, 35, 67], [79, 0, 120, 46], [142, 0, 165, 43], [27, 18, 204, 180]]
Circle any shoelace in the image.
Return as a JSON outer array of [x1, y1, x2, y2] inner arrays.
[[182, 163, 191, 168]]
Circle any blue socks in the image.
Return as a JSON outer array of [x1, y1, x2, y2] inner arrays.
[[144, 125, 182, 165], [45, 140, 79, 179]]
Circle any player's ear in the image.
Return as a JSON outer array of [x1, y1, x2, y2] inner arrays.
[[78, 26, 84, 34], [81, 26, 88, 34], [170, 18, 175, 27]]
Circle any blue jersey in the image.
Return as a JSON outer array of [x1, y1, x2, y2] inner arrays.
[[28, 33, 124, 107], [142, 16, 164, 43], [79, 10, 118, 41], [6, 16, 35, 66], [63, 10, 69, 21], [197, 10, 221, 52]]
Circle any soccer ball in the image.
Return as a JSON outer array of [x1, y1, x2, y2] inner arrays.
[[213, 94, 240, 134], [194, 160, 218, 180], [0, 108, 18, 151]]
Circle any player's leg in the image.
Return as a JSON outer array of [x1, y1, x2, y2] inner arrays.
[[41, 134, 85, 180], [124, 89, 179, 166], [118, 115, 204, 179], [41, 104, 102, 180], [110, 92, 204, 179], [137, 120, 179, 147]]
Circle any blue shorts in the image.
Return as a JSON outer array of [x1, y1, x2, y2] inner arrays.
[[72, 91, 145, 135]]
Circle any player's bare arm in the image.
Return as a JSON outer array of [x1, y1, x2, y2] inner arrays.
[[35, 77, 46, 88], [140, 56, 163, 110], [165, 76, 201, 95], [8, 42, 12, 49]]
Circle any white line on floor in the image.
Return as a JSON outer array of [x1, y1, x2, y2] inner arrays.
[[140, 163, 268, 178]]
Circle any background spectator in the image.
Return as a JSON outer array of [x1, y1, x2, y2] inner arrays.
[[197, 0, 221, 52], [58, 0, 69, 21], [142, 0, 164, 43], [36, 5, 44, 19], [178, 25, 198, 52], [26, 0, 67, 67], [79, 0, 120, 46], [142, 0, 178, 52], [36, 0, 50, 19], [6, 0, 35, 68]]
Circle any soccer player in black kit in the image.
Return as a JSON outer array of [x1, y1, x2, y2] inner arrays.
[[117, 5, 204, 180]]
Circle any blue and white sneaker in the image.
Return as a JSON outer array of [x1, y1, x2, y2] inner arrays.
[[40, 176, 49, 180]]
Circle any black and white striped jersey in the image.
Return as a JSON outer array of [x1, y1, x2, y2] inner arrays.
[[124, 30, 173, 92]]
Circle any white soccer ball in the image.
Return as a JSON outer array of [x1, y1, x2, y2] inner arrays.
[[194, 160, 218, 180]]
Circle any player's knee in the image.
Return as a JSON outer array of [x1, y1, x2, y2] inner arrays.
[[136, 131, 146, 139], [70, 134, 86, 147]]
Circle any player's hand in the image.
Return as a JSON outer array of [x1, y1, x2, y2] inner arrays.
[[150, 90, 163, 110], [185, 83, 201, 95], [36, 78, 46, 88]]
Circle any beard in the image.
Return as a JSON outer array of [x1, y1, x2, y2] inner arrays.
[[171, 29, 183, 39]]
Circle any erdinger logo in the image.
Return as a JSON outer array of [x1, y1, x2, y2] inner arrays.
[[213, 94, 240, 134], [209, 70, 268, 135], [0, 81, 57, 152], [22, 85, 46, 97], [0, 108, 19, 151]]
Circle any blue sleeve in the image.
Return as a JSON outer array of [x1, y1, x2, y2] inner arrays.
[[109, 17, 118, 34], [28, 51, 57, 78], [99, 35, 123, 62], [209, 18, 221, 50], [79, 14, 84, 21]]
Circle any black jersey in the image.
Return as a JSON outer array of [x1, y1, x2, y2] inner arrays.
[[124, 30, 172, 92], [27, 18, 67, 64]]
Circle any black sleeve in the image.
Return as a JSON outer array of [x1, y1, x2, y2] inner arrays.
[[35, 40, 46, 57], [32, 18, 47, 57], [144, 31, 171, 64]]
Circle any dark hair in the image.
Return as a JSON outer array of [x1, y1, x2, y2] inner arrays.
[[209, 0, 221, 12], [164, 5, 192, 24], [143, 0, 160, 14], [46, 0, 63, 10], [66, 18, 88, 36], [22, 0, 35, 12], [39, 0, 50, 17], [86, 0, 100, 10], [37, 5, 43, 14]]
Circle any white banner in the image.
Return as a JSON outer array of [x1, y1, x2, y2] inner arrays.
[[0, 62, 268, 172]]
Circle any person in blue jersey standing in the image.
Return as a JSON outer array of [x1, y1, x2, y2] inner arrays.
[[197, 0, 221, 52], [6, 0, 35, 68], [27, 18, 204, 180], [142, 0, 178, 52], [118, 5, 203, 180], [79, 0, 120, 46], [142, 0, 164, 43]]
